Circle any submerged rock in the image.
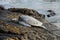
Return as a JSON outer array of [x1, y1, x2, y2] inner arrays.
[[47, 10, 56, 17], [0, 5, 5, 10]]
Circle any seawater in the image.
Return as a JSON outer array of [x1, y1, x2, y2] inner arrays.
[[0, 0, 60, 23]]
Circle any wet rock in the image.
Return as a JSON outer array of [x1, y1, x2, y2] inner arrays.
[[47, 10, 56, 17], [0, 10, 22, 21], [8, 8, 47, 23], [0, 5, 5, 10], [0, 20, 57, 40], [0, 36, 19, 40], [0, 20, 21, 34], [0, 7, 59, 40], [43, 23, 60, 37]]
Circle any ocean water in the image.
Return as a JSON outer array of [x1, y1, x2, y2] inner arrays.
[[0, 0, 60, 23]]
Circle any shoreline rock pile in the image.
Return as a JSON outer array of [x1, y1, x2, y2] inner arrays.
[[0, 5, 60, 40]]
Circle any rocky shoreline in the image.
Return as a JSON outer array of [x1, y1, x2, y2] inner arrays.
[[0, 6, 60, 40]]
